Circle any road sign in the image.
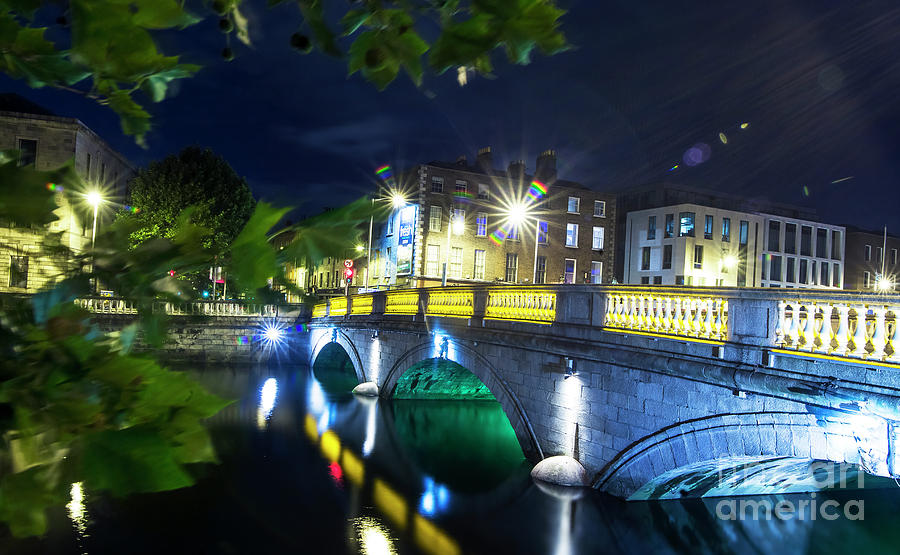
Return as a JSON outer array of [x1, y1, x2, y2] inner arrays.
[[344, 259, 354, 268]]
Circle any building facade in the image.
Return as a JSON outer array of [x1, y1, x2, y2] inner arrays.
[[366, 148, 617, 289], [624, 203, 845, 288], [0, 95, 134, 294], [843, 228, 900, 291]]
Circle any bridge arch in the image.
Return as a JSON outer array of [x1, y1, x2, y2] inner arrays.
[[308, 328, 366, 384], [594, 411, 874, 499], [380, 338, 544, 461]]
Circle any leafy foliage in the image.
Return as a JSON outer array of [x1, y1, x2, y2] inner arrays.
[[0, 1, 568, 144], [118, 147, 256, 257]]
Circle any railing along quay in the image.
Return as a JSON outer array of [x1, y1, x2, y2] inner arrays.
[[310, 285, 900, 366], [76, 297, 282, 318]]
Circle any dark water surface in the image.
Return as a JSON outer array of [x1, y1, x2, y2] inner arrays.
[[4, 360, 900, 554]]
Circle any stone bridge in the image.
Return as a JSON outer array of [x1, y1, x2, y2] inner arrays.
[[307, 285, 900, 499]]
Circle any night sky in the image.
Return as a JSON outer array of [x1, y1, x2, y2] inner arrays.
[[4, 0, 899, 231]]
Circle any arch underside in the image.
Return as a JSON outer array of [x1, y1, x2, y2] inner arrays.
[[309, 328, 366, 384]]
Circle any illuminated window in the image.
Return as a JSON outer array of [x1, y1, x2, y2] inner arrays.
[[567, 197, 580, 214], [893, 249, 898, 265], [474, 249, 485, 280], [508, 224, 520, 241], [592, 226, 604, 250], [722, 218, 731, 242], [476, 212, 487, 237], [8, 255, 27, 288], [566, 223, 578, 247], [590, 262, 602, 284], [665, 214, 674, 238], [641, 247, 650, 271], [564, 258, 576, 284], [478, 184, 489, 200], [593, 200, 606, 217], [739, 220, 749, 245], [538, 221, 549, 245], [876, 246, 884, 265], [864, 271, 871, 288], [429, 206, 442, 232], [679, 212, 695, 237], [535, 256, 546, 284], [653, 275, 662, 284], [647, 216, 656, 240], [450, 247, 463, 278], [705, 215, 714, 240], [505, 253, 518, 282], [431, 176, 443, 192], [770, 255, 782, 282], [425, 245, 440, 276], [694, 245, 703, 269], [455, 180, 467, 194]]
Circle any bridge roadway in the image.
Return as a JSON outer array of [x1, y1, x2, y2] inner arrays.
[[308, 284, 900, 499]]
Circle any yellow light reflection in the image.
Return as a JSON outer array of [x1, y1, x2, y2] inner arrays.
[[413, 514, 461, 555], [67, 482, 88, 536], [321, 429, 341, 462], [342, 449, 365, 487], [373, 478, 408, 530], [351, 516, 398, 555], [304, 414, 319, 442]]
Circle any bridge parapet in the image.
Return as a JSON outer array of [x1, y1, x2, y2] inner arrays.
[[77, 296, 285, 318], [312, 285, 900, 366]]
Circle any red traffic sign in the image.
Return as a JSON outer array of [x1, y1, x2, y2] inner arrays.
[[344, 259, 354, 268]]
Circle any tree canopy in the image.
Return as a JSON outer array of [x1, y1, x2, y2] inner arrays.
[[121, 146, 255, 256], [0, 0, 569, 145]]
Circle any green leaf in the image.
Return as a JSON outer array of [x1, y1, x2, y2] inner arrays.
[[341, 8, 370, 35], [227, 201, 291, 292], [131, 0, 202, 29], [107, 90, 151, 146], [81, 428, 194, 496], [299, 0, 340, 56]]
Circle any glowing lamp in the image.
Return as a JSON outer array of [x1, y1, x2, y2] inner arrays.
[[391, 192, 406, 208], [355, 244, 364, 252], [262, 325, 285, 345], [86, 191, 103, 207], [451, 217, 464, 236], [723, 254, 738, 270], [875, 275, 894, 292], [507, 203, 528, 227]]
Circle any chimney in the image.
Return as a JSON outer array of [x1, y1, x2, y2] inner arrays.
[[535, 149, 557, 182], [456, 154, 467, 166], [476, 146, 493, 172], [507, 160, 526, 181]]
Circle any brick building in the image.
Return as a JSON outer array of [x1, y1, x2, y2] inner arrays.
[[843, 227, 900, 291], [364, 148, 616, 289], [0, 94, 134, 294]]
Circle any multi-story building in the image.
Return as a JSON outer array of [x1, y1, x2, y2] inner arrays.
[[366, 148, 616, 289], [623, 203, 845, 288], [843, 227, 900, 291], [0, 94, 134, 293]]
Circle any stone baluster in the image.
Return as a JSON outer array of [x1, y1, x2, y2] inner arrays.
[[650, 297, 661, 332], [713, 299, 724, 340], [701, 298, 713, 339], [811, 304, 828, 353], [640, 295, 651, 330], [672, 298, 682, 334], [775, 300, 787, 345], [606, 295, 615, 325], [849, 304, 869, 358], [870, 305, 887, 360], [661, 297, 672, 333], [786, 302, 800, 348], [680, 298, 691, 335], [799, 304, 816, 352], [624, 295, 634, 328], [886, 308, 899, 363], [689, 298, 701, 337], [832, 304, 850, 355]]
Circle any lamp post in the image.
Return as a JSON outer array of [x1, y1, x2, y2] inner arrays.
[[85, 191, 103, 293], [506, 202, 543, 284]]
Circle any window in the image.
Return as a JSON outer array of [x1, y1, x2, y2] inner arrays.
[[704, 215, 714, 240], [800, 226, 812, 256], [452, 208, 466, 234], [768, 221, 781, 252], [565, 223, 578, 247], [508, 224, 520, 241], [676, 275, 685, 285], [833, 264, 841, 286], [811, 260, 818, 285], [425, 245, 440, 276], [693, 245, 703, 269], [816, 229, 828, 258], [662, 244, 672, 270], [832, 230, 841, 260], [799, 259, 808, 284], [8, 255, 27, 288], [877, 246, 884, 265], [478, 184, 489, 200], [429, 206, 442, 232], [537, 221, 549, 244], [722, 218, 731, 242], [784, 224, 796, 254], [592, 226, 604, 250], [431, 176, 443, 192], [821, 262, 830, 286], [647, 216, 656, 240], [641, 276, 650, 285], [535, 256, 547, 284], [641, 247, 651, 271], [17, 139, 36, 167], [387, 213, 395, 235], [474, 249, 486, 280], [865, 245, 872, 261], [653, 276, 662, 285], [679, 212, 695, 237], [590, 261, 603, 284], [564, 259, 576, 284], [786, 257, 796, 282], [386, 248, 392, 275], [450, 247, 463, 278], [739, 221, 749, 245], [455, 180, 467, 194], [893, 249, 898, 265], [100, 163, 106, 183], [505, 253, 518, 282], [567, 197, 580, 214], [665, 214, 675, 238], [476, 212, 487, 237], [864, 271, 871, 288], [593, 200, 606, 217], [770, 255, 782, 282]]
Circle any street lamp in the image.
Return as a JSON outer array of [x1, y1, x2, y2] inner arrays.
[[85, 190, 104, 293], [365, 191, 408, 291], [505, 201, 542, 284], [875, 274, 894, 292]]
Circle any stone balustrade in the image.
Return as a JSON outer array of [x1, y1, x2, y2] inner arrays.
[[310, 285, 900, 367], [77, 297, 281, 318]]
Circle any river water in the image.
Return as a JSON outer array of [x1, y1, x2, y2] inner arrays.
[[4, 354, 900, 554]]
